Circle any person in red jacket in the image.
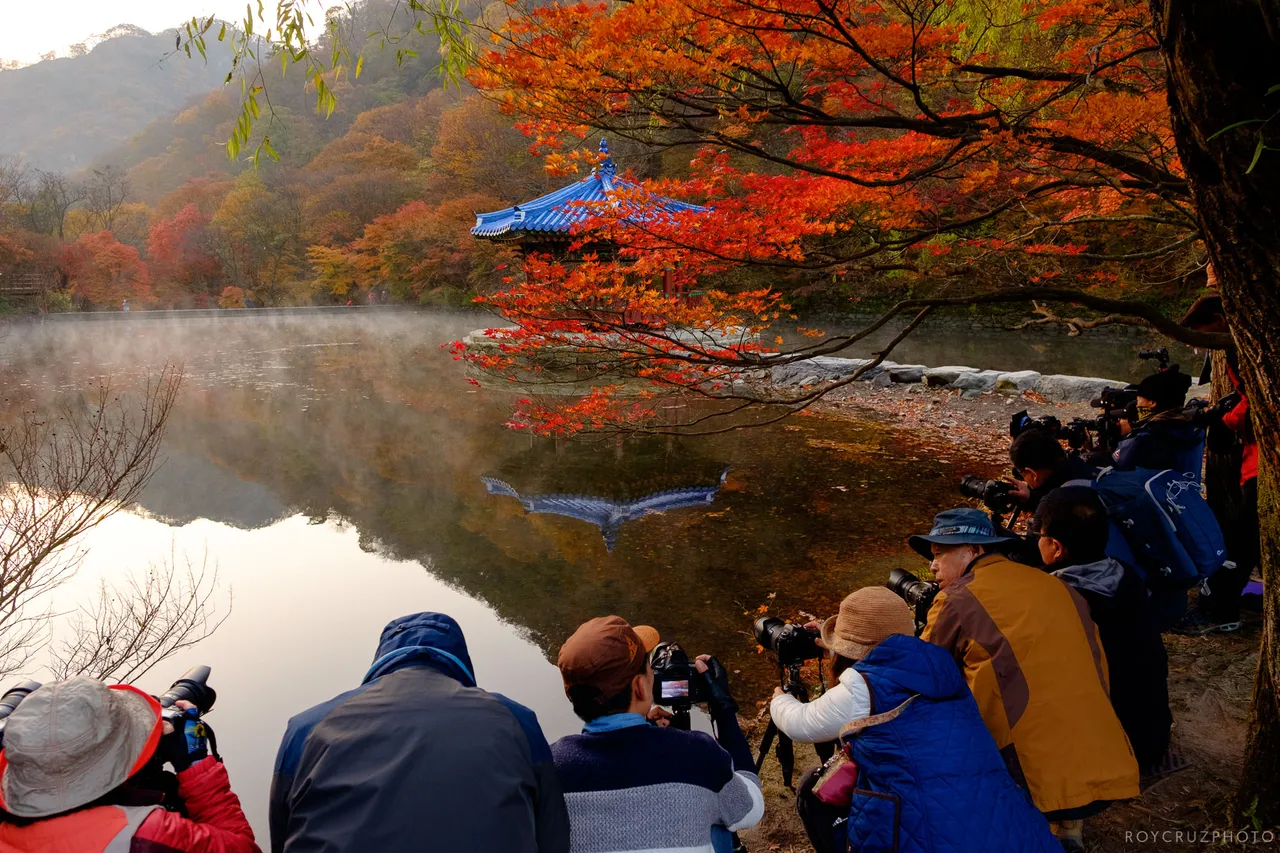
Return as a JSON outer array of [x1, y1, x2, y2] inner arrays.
[[1178, 287, 1259, 634], [0, 675, 260, 853]]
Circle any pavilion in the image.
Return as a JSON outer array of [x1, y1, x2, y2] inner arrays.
[[471, 139, 704, 264]]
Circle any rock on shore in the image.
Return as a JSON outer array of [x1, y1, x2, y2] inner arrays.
[[771, 356, 1128, 404]]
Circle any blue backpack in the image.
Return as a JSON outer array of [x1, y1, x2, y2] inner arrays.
[[1074, 467, 1227, 589]]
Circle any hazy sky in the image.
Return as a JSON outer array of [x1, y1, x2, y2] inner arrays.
[[0, 1, 320, 63]]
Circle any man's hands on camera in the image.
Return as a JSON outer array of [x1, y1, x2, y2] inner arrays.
[[646, 705, 673, 728], [160, 700, 209, 773], [1008, 480, 1032, 503], [694, 654, 738, 716]]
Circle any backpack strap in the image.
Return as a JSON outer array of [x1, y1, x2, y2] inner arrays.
[[104, 805, 161, 853], [838, 695, 916, 740]]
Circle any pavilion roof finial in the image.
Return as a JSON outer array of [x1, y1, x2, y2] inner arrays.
[[598, 137, 616, 183]]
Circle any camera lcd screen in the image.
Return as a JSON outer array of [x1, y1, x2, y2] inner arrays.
[[660, 679, 690, 699]]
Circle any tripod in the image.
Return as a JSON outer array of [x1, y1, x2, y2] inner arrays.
[[755, 661, 834, 789]]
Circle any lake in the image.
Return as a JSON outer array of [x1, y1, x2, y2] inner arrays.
[[0, 309, 1175, 839]]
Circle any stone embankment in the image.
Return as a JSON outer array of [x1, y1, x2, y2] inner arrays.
[[771, 356, 1131, 403]]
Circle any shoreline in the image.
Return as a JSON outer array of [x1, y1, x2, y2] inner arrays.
[[737, 383, 1255, 853]]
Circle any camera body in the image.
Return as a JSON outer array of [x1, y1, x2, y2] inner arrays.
[[886, 568, 942, 632], [753, 617, 823, 667], [1138, 347, 1172, 370], [958, 475, 1019, 515], [649, 642, 708, 713]]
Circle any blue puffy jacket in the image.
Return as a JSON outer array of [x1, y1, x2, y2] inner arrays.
[[843, 635, 1059, 853]]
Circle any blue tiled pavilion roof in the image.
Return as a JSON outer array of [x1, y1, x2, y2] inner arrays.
[[471, 139, 704, 240], [480, 468, 730, 553]]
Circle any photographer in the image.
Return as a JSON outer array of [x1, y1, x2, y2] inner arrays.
[[0, 675, 259, 853], [770, 588, 1059, 853], [912, 509, 1138, 851], [551, 615, 763, 853], [1111, 368, 1200, 473], [1031, 488, 1173, 775], [270, 612, 569, 853], [1007, 428, 1097, 513], [1177, 291, 1257, 635]]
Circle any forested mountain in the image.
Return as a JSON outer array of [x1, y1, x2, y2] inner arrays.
[[0, 0, 575, 312], [0, 27, 234, 171]]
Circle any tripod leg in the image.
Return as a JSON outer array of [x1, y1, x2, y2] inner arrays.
[[777, 729, 795, 790], [755, 720, 778, 774]]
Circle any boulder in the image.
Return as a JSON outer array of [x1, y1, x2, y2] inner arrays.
[[995, 370, 1042, 394], [771, 356, 873, 386], [1035, 374, 1128, 403], [888, 364, 927, 383], [950, 370, 1002, 392], [871, 371, 893, 388], [924, 366, 979, 387]]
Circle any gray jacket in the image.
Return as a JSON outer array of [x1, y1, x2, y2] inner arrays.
[[269, 612, 570, 853]]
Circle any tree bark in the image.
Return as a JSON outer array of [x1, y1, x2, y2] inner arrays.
[[1204, 351, 1244, 550], [1151, 0, 1280, 823]]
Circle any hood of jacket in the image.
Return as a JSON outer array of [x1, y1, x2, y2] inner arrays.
[[1135, 409, 1201, 447], [1049, 557, 1125, 598], [364, 611, 477, 687], [854, 633, 968, 703]]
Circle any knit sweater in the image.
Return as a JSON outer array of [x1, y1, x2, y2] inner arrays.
[[550, 710, 764, 853]]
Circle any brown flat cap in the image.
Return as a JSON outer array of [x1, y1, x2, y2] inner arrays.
[[558, 616, 656, 700], [820, 587, 915, 661]]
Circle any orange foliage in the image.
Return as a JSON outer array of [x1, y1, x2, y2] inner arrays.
[[464, 0, 1194, 433], [60, 231, 151, 308]]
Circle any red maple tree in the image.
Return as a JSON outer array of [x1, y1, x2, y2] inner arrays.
[[464, 0, 1225, 434]]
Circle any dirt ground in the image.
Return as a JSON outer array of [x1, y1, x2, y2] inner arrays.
[[734, 381, 1263, 852]]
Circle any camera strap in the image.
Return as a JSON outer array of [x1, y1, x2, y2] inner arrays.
[[838, 695, 916, 741]]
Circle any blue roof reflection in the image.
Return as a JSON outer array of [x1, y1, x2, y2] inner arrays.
[[481, 468, 731, 553]]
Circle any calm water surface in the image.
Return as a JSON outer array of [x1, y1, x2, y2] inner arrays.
[[0, 311, 1101, 838]]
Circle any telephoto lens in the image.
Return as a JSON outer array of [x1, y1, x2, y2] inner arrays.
[[753, 617, 822, 665], [159, 666, 216, 724], [0, 680, 42, 746]]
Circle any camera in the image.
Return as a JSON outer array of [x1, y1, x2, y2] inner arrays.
[[753, 617, 823, 666], [886, 568, 941, 632], [649, 642, 707, 713], [958, 475, 1019, 515], [1138, 347, 1172, 370], [158, 666, 217, 726], [1008, 411, 1062, 439], [0, 680, 42, 746]]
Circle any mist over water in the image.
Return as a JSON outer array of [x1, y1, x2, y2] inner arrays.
[[0, 309, 1135, 838]]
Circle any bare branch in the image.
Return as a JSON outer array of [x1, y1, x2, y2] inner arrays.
[[48, 546, 230, 684], [0, 367, 183, 677]]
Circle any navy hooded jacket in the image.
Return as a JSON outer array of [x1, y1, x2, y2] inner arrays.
[[269, 612, 570, 853]]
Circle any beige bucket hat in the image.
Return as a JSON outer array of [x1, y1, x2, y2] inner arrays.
[[0, 676, 163, 818], [820, 587, 916, 661]]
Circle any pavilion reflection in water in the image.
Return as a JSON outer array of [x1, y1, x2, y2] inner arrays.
[[481, 468, 731, 553]]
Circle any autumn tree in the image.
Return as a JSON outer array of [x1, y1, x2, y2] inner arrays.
[[309, 195, 513, 301], [465, 0, 1280, 819], [82, 166, 132, 233], [61, 230, 152, 308], [148, 204, 224, 307], [211, 173, 307, 306]]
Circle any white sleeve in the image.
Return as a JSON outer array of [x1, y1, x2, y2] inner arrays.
[[768, 670, 872, 744]]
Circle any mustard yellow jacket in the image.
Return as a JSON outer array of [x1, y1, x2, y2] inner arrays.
[[921, 553, 1140, 814]]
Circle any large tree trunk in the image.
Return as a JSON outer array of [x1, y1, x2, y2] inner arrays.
[[1152, 0, 1280, 822], [1205, 351, 1245, 550]]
